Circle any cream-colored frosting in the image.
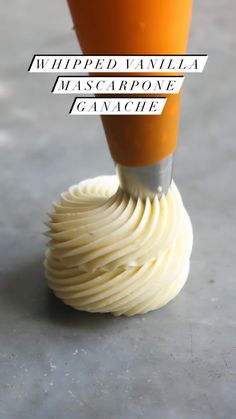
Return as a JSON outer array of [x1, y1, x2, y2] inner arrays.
[[45, 176, 193, 316]]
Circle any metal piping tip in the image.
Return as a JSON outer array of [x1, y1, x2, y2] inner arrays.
[[116, 154, 174, 199]]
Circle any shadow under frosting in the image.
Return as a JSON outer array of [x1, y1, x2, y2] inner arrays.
[[0, 255, 125, 331]]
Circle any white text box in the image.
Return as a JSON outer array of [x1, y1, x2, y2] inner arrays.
[[53, 76, 184, 94], [29, 55, 208, 73], [70, 97, 167, 115]]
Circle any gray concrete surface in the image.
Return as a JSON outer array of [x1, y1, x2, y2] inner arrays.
[[0, 1, 236, 418]]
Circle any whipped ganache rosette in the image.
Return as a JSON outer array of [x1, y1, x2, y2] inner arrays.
[[44, 176, 193, 316]]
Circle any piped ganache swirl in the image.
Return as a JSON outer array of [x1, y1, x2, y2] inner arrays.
[[44, 176, 193, 316]]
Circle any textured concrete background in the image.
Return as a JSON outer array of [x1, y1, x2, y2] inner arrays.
[[0, 1, 236, 418]]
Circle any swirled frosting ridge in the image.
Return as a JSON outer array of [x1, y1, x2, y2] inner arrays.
[[44, 176, 193, 316]]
